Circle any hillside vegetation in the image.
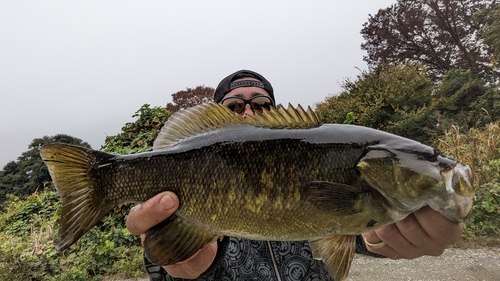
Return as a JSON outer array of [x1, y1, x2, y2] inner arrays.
[[0, 107, 499, 280], [2, 1, 500, 278]]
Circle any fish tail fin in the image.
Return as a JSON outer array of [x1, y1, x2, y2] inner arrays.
[[40, 143, 115, 251]]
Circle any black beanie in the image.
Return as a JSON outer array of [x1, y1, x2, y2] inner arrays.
[[213, 70, 275, 104]]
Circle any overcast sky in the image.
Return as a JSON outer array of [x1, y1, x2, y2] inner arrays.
[[0, 0, 395, 169]]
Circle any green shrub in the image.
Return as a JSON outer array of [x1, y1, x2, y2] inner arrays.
[[465, 158, 500, 239], [0, 190, 144, 280]]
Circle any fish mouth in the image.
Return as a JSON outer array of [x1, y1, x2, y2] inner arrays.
[[428, 163, 474, 222], [445, 163, 474, 197]]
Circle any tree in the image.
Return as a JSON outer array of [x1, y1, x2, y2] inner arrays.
[[316, 63, 499, 145], [433, 68, 496, 127], [0, 134, 90, 206], [316, 64, 437, 143], [166, 85, 214, 112], [0, 162, 23, 205], [478, 3, 500, 65], [361, 0, 499, 82], [102, 104, 172, 154], [471, 84, 500, 122]]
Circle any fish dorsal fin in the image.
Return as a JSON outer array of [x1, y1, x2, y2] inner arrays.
[[245, 103, 323, 129], [153, 102, 323, 150], [153, 103, 246, 150]]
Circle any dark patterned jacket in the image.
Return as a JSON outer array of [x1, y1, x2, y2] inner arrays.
[[144, 236, 380, 281]]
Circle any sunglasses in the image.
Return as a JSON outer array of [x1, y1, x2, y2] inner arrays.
[[220, 95, 274, 114]]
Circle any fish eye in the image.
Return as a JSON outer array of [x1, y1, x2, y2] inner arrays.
[[422, 148, 437, 162]]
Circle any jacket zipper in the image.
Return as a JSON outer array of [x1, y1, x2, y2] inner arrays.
[[267, 241, 282, 281]]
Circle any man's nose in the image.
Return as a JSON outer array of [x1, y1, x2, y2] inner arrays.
[[240, 104, 254, 117]]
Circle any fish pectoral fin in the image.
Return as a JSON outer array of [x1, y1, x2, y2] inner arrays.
[[143, 213, 221, 266], [309, 235, 357, 281], [302, 181, 366, 215]]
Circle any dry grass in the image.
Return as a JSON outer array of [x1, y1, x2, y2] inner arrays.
[[437, 122, 500, 186], [30, 216, 54, 255]]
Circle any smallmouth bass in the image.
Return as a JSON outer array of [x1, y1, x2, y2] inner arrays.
[[40, 103, 474, 281]]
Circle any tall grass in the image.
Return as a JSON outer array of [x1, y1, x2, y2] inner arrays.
[[437, 122, 500, 242], [438, 122, 500, 185]]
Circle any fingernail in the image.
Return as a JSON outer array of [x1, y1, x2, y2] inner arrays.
[[159, 193, 176, 211], [130, 204, 141, 212]]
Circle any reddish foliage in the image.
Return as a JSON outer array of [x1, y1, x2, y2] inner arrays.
[[166, 85, 215, 112]]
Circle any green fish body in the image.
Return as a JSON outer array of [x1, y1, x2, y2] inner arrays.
[[40, 103, 474, 281]]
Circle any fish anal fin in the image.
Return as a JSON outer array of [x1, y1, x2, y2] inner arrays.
[[310, 239, 322, 261], [302, 181, 366, 215], [143, 214, 221, 265], [309, 235, 357, 281]]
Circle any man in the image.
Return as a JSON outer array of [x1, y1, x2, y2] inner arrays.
[[126, 70, 464, 280]]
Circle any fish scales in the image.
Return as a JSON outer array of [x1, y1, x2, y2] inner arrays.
[[90, 126, 386, 239], [40, 103, 474, 281]]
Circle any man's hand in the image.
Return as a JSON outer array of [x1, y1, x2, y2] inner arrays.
[[126, 192, 218, 279], [362, 206, 464, 259]]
